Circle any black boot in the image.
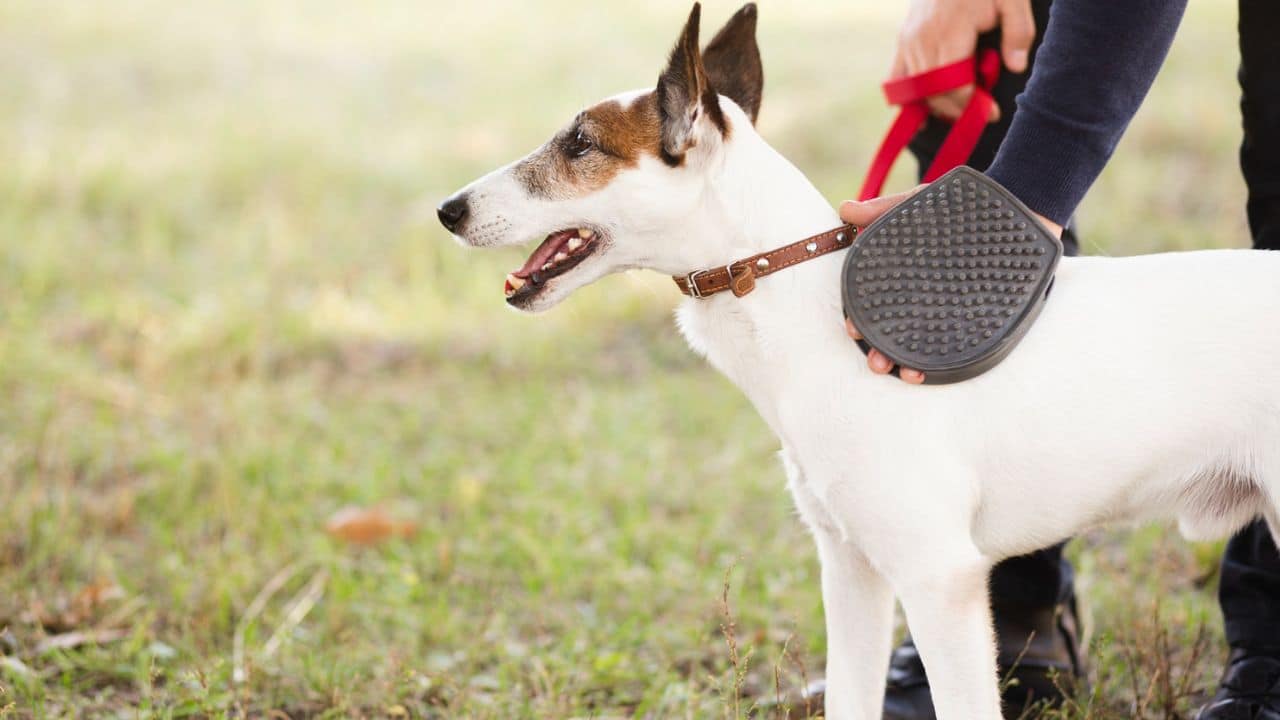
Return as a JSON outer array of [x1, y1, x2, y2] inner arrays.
[[882, 579, 1085, 719], [1197, 649, 1280, 720]]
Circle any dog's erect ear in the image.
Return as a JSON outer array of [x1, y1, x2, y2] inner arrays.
[[703, 3, 763, 123], [657, 3, 726, 163]]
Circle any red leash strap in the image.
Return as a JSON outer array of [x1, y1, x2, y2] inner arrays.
[[858, 49, 1002, 201]]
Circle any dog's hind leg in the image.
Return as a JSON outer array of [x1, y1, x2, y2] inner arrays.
[[812, 528, 895, 720]]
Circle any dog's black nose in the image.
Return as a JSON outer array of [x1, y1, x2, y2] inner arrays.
[[437, 194, 469, 232]]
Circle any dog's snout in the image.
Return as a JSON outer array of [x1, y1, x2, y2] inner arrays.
[[437, 194, 470, 233]]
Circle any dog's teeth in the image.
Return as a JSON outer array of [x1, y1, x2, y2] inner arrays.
[[554, 252, 569, 262], [506, 273, 525, 291], [578, 228, 593, 239], [567, 237, 584, 252], [542, 262, 553, 271]]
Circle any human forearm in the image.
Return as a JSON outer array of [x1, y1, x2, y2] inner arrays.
[[986, 0, 1189, 225]]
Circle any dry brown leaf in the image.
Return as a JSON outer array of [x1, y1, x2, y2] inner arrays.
[[27, 579, 124, 633], [74, 580, 124, 618], [324, 506, 417, 546]]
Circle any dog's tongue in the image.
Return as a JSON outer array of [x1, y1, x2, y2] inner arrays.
[[513, 230, 576, 278]]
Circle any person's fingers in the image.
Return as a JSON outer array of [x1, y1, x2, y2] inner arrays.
[[924, 86, 1002, 124], [925, 87, 972, 122], [851, 318, 927, 384], [903, 40, 930, 83], [862, 344, 928, 383], [867, 349, 893, 374], [888, 46, 908, 81], [900, 367, 927, 384], [839, 185, 926, 227], [997, 0, 1036, 73]]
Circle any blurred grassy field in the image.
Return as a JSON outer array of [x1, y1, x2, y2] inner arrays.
[[0, 0, 1253, 717]]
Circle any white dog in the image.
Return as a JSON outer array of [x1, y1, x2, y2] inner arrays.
[[438, 5, 1280, 718]]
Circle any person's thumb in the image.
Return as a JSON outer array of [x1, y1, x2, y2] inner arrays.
[[998, 0, 1036, 73], [839, 185, 925, 227]]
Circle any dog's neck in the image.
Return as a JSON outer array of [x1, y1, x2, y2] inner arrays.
[[662, 129, 844, 276], [673, 127, 858, 430]]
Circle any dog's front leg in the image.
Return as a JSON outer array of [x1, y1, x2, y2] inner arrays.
[[813, 528, 894, 720], [895, 551, 1002, 720]]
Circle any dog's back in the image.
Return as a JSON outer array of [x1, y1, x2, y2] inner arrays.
[[942, 249, 1280, 555]]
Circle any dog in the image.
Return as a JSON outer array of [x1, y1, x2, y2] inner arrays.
[[438, 4, 1280, 718]]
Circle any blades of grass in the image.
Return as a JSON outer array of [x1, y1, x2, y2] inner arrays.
[[233, 562, 300, 685], [261, 568, 329, 661]]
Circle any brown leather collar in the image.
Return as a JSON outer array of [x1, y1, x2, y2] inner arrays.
[[673, 225, 857, 299]]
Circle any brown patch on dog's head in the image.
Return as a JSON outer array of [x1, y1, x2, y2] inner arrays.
[[513, 93, 664, 200]]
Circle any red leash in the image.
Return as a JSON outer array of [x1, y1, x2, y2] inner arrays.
[[859, 49, 1002, 201]]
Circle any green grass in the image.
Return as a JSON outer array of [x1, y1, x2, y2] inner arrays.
[[0, 0, 1253, 717]]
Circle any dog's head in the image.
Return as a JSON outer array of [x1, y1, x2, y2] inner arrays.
[[438, 3, 764, 311]]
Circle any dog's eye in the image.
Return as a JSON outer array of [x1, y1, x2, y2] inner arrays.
[[566, 128, 593, 158]]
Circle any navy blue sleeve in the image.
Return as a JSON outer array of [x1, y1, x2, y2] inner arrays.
[[986, 0, 1189, 225]]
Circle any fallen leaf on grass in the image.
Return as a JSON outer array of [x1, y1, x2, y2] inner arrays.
[[324, 506, 417, 545], [74, 580, 125, 617], [26, 579, 125, 633]]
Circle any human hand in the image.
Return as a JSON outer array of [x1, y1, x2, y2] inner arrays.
[[891, 0, 1035, 121], [839, 187, 1061, 384]]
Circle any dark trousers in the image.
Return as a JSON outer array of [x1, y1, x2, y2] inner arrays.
[[907, 0, 1280, 650]]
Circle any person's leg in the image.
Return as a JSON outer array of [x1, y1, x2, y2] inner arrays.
[[1224, 0, 1280, 664], [1198, 2, 1280, 718], [1237, 0, 1280, 252], [1200, 522, 1280, 719], [881, 2, 1085, 718], [1221, 521, 1280, 652]]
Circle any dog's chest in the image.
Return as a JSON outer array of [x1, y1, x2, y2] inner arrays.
[[676, 299, 791, 431], [678, 300, 851, 535], [778, 446, 843, 537]]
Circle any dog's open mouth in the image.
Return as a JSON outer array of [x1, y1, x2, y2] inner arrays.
[[504, 227, 599, 301]]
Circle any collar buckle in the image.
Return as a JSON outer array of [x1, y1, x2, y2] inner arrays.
[[685, 269, 710, 299]]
